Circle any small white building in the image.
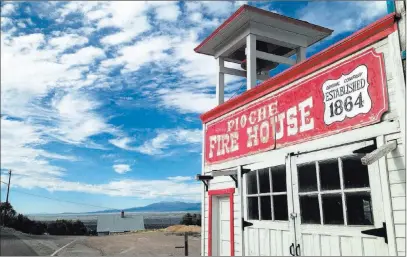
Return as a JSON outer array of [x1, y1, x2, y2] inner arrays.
[[96, 211, 144, 235], [196, 4, 406, 256]]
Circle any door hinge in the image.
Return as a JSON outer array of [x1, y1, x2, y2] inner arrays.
[[361, 222, 388, 244], [242, 219, 253, 230]]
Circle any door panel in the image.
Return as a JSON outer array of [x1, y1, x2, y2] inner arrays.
[[243, 157, 296, 256], [291, 143, 389, 256], [218, 197, 231, 256]]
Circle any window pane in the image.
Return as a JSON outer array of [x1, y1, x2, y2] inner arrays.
[[346, 193, 374, 225], [300, 195, 321, 224], [342, 156, 370, 188], [272, 165, 286, 193], [298, 162, 318, 192], [259, 168, 270, 193], [247, 171, 258, 194], [319, 159, 341, 190], [260, 196, 272, 220], [274, 195, 288, 221], [322, 194, 344, 224], [248, 197, 259, 220]]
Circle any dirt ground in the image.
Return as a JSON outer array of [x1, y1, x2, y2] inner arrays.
[[57, 231, 201, 256]]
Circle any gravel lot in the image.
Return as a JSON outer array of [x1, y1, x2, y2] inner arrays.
[[57, 231, 201, 256], [1, 227, 201, 256]]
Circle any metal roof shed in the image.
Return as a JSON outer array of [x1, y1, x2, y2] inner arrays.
[[96, 214, 145, 233]]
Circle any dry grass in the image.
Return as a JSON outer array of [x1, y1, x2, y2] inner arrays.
[[165, 225, 201, 234]]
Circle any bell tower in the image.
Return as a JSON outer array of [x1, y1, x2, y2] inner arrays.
[[194, 5, 333, 105]]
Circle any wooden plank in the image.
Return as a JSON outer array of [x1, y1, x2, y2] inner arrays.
[[392, 197, 406, 211], [387, 32, 406, 155], [256, 50, 296, 65], [282, 231, 291, 256], [395, 224, 406, 237], [396, 238, 406, 252], [362, 238, 377, 256], [269, 230, 277, 256], [391, 183, 406, 197], [216, 58, 225, 105], [275, 230, 283, 256], [398, 251, 406, 256], [389, 170, 406, 184], [377, 136, 398, 255], [259, 229, 270, 256], [246, 34, 256, 90], [394, 210, 406, 224], [361, 141, 397, 165], [387, 157, 406, 171]]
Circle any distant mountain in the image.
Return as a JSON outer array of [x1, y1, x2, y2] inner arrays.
[[86, 201, 201, 214]]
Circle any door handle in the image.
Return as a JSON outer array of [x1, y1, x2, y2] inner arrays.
[[295, 244, 301, 256], [361, 222, 388, 244], [289, 243, 295, 256]]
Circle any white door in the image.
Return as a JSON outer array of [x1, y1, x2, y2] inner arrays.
[[243, 158, 296, 256], [291, 141, 389, 256], [218, 196, 231, 256]]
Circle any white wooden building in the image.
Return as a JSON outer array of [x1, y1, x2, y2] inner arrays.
[[195, 4, 406, 256]]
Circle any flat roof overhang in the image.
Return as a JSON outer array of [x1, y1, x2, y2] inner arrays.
[[194, 5, 333, 58]]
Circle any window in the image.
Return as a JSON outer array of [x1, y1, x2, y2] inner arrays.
[[246, 166, 288, 221], [297, 155, 373, 226]]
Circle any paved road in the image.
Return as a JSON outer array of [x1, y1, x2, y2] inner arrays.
[[0, 229, 37, 256]]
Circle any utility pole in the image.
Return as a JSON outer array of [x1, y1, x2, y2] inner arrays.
[[6, 169, 12, 204], [2, 170, 12, 226]]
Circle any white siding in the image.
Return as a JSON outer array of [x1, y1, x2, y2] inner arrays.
[[202, 176, 241, 256], [385, 133, 406, 255]]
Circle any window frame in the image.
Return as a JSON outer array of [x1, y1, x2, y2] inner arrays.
[[246, 166, 289, 221]]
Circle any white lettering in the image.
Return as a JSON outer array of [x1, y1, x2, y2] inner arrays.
[[299, 96, 314, 132], [258, 106, 267, 122], [268, 101, 278, 117], [240, 114, 247, 128], [259, 121, 269, 143], [287, 106, 298, 136], [247, 125, 259, 148], [249, 111, 257, 125], [221, 134, 230, 155], [230, 132, 239, 152], [209, 136, 217, 158], [276, 113, 285, 140], [227, 120, 235, 132]]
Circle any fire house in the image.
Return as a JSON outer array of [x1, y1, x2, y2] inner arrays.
[[196, 4, 406, 256]]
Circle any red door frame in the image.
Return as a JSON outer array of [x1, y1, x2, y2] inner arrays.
[[207, 188, 235, 256]]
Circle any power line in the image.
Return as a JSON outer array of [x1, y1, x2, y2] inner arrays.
[[227, 81, 246, 101], [3, 187, 121, 212]]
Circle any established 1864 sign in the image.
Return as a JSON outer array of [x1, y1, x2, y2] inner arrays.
[[204, 48, 388, 164]]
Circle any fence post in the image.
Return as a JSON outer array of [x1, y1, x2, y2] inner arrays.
[[184, 233, 188, 256]]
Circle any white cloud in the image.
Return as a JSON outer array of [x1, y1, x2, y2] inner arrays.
[[3, 174, 201, 201], [48, 34, 89, 50], [155, 3, 180, 22], [1, 3, 16, 16], [50, 91, 114, 145], [135, 129, 201, 156], [102, 35, 178, 72], [0, 117, 69, 177], [60, 46, 105, 66], [158, 89, 216, 114], [297, 1, 387, 36], [167, 176, 193, 182], [113, 164, 131, 174], [109, 137, 137, 151], [100, 16, 149, 45]]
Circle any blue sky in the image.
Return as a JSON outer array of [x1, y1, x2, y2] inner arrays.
[[1, 1, 388, 214]]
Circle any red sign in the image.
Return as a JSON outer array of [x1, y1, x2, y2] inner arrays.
[[204, 49, 388, 164]]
